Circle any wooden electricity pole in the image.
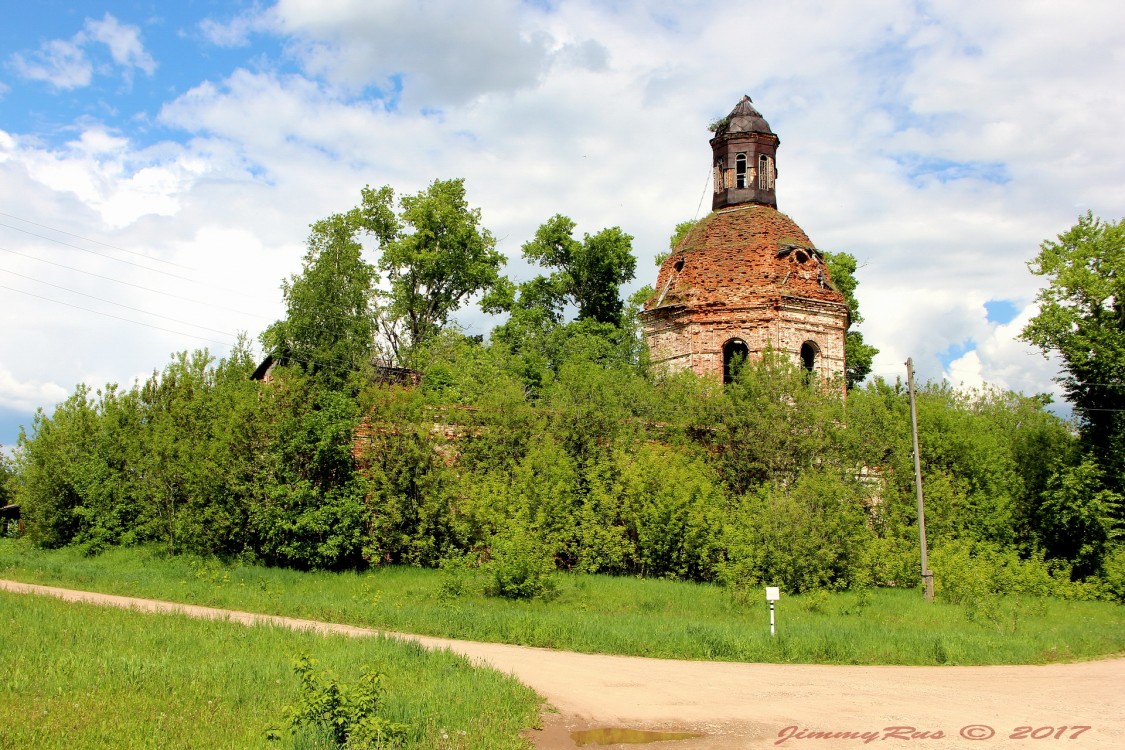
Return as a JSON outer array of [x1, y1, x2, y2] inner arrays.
[[905, 358, 934, 601]]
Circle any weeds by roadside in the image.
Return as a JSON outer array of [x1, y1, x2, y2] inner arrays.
[[0, 589, 541, 750], [1, 539, 1122, 666]]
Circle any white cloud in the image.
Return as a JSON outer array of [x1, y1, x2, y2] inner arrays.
[[7, 13, 155, 90], [0, 368, 68, 413], [199, 14, 259, 48], [1, 0, 1124, 439], [10, 38, 92, 90], [943, 302, 1066, 400], [85, 13, 157, 79], [8, 127, 209, 228], [264, 0, 556, 104]]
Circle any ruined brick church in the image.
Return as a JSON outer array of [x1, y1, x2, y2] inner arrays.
[[641, 96, 849, 383]]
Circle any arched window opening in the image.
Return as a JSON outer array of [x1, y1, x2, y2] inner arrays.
[[735, 154, 747, 189], [673, 258, 685, 272], [759, 155, 774, 190], [723, 339, 750, 384], [795, 250, 809, 264], [800, 341, 819, 375]]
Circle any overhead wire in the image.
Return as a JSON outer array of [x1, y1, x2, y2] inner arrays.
[[0, 214, 431, 390], [0, 265, 237, 338], [0, 242, 409, 370], [0, 244, 269, 319], [0, 210, 513, 340], [0, 210, 193, 269], [0, 284, 236, 348], [0, 222, 202, 283], [0, 215, 280, 309], [2, 279, 381, 382]]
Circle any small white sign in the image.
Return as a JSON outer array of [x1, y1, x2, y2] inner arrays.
[[765, 586, 780, 601]]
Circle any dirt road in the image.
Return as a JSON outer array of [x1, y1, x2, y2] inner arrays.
[[2, 579, 1122, 749]]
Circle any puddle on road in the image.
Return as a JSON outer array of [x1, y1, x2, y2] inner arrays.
[[570, 728, 704, 746]]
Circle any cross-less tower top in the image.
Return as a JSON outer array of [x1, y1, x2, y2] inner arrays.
[[710, 95, 779, 210]]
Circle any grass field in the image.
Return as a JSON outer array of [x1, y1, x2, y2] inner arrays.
[[0, 589, 541, 749], [1, 540, 1122, 666]]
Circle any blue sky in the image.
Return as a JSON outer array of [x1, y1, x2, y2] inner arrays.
[[1, 2, 296, 148], [2, 0, 1124, 449]]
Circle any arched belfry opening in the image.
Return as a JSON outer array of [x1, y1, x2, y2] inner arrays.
[[723, 338, 750, 384], [709, 95, 779, 210], [800, 341, 819, 374]]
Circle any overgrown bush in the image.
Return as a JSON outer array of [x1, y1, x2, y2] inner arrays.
[[1091, 545, 1125, 602], [436, 552, 481, 600], [483, 528, 558, 601], [719, 470, 874, 595], [281, 654, 409, 750], [930, 539, 1076, 605], [11, 313, 1116, 603]]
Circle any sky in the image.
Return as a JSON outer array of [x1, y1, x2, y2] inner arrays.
[[2, 0, 1123, 450]]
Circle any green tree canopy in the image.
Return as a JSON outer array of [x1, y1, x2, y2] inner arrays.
[[1021, 212, 1125, 498], [824, 251, 879, 389], [359, 179, 505, 362], [512, 214, 637, 327], [262, 213, 379, 386]]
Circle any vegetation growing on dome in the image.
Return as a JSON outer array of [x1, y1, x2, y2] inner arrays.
[[707, 116, 730, 133]]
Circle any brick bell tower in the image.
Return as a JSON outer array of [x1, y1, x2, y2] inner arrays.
[[640, 96, 849, 384]]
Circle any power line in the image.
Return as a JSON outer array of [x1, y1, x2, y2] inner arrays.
[[0, 222, 200, 283], [0, 210, 192, 270], [0, 218, 278, 307], [0, 243, 410, 358], [0, 283, 236, 347], [0, 265, 236, 338], [0, 244, 268, 319]]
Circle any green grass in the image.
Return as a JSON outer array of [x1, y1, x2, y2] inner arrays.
[[1, 540, 1123, 666], [0, 588, 540, 750]]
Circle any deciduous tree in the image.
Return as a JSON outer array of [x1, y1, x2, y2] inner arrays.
[[261, 213, 379, 386], [824, 251, 879, 389], [515, 214, 637, 326], [1021, 212, 1125, 498], [359, 179, 505, 362]]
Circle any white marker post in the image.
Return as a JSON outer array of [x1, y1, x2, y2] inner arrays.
[[765, 587, 780, 636]]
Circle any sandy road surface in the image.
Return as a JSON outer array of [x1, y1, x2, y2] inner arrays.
[[2, 579, 1122, 749]]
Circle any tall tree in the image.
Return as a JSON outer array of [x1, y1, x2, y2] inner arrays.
[[517, 214, 637, 327], [1021, 212, 1125, 499], [359, 179, 505, 362], [824, 251, 879, 389], [261, 213, 379, 386]]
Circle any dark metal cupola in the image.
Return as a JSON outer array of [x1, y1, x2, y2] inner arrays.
[[709, 95, 779, 210]]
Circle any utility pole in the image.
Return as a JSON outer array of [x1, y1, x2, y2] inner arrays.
[[906, 358, 934, 601]]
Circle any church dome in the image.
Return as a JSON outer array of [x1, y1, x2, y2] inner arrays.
[[646, 204, 845, 311], [716, 95, 774, 136]]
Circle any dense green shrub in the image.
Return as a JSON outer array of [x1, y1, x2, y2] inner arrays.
[[11, 316, 1113, 603], [1090, 545, 1125, 602], [719, 470, 874, 594], [482, 527, 558, 601], [929, 539, 1077, 604]]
